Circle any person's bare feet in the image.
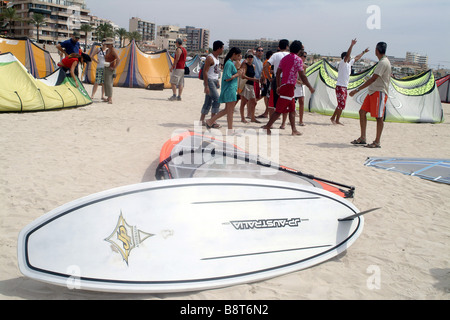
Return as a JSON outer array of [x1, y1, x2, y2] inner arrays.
[[261, 125, 271, 135], [205, 119, 213, 128], [292, 130, 302, 136]]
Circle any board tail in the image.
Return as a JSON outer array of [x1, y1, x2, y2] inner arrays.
[[339, 208, 381, 222]]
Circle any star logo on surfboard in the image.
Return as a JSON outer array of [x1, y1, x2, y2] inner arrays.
[[105, 211, 154, 265]]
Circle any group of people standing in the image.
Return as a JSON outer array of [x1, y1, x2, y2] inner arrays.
[[55, 32, 87, 89], [88, 38, 119, 104], [199, 38, 391, 147], [201, 39, 315, 136], [331, 38, 391, 148], [57, 33, 391, 147], [56, 32, 119, 104]]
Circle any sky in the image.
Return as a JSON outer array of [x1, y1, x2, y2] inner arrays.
[[87, 0, 450, 69]]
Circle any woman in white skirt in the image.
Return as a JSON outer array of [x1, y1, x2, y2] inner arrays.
[[239, 53, 260, 123]]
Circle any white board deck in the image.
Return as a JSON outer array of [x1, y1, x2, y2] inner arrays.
[[18, 178, 363, 293]]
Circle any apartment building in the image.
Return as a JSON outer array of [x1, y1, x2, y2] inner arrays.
[[406, 52, 428, 67], [157, 25, 182, 40], [156, 25, 186, 51], [180, 25, 209, 53], [6, 0, 90, 44], [0, 0, 9, 13], [129, 17, 155, 42], [153, 25, 208, 53], [229, 38, 279, 54], [0, 0, 10, 32]]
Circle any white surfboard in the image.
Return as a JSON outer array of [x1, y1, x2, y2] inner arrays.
[[18, 178, 364, 293]]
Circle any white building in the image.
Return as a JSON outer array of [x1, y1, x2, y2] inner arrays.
[[7, 0, 90, 44], [406, 52, 428, 66]]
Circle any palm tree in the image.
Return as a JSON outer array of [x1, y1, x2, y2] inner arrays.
[[29, 13, 46, 43], [127, 31, 142, 43], [80, 23, 92, 52], [115, 28, 127, 48], [2, 7, 20, 37], [95, 23, 114, 42]]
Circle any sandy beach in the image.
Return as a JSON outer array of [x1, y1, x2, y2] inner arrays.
[[0, 75, 449, 300]]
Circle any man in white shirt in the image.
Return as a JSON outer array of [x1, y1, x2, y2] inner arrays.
[[200, 40, 224, 128], [331, 39, 369, 125]]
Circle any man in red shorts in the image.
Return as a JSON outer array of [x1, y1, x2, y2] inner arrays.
[[331, 39, 369, 125], [262, 40, 315, 136], [350, 42, 391, 148], [169, 38, 187, 101]]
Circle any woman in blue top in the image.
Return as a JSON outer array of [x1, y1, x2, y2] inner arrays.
[[206, 47, 243, 132]]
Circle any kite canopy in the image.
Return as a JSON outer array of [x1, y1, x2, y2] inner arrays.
[[365, 157, 450, 184], [436, 75, 450, 103], [0, 53, 92, 112], [84, 40, 173, 89], [305, 59, 444, 123], [184, 55, 202, 78], [0, 38, 56, 78], [156, 130, 355, 198]]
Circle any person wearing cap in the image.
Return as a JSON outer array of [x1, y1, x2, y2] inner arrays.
[[56, 32, 81, 75], [103, 38, 120, 105], [57, 32, 81, 57], [169, 38, 187, 101]]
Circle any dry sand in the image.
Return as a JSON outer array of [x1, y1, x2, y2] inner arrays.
[[0, 76, 449, 300]]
